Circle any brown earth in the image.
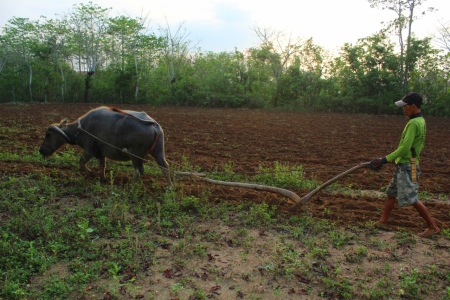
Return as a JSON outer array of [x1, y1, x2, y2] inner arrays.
[[1, 103, 449, 234]]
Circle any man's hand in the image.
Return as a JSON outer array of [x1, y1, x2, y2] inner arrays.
[[370, 157, 387, 171]]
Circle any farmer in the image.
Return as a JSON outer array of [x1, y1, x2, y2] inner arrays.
[[370, 92, 440, 238]]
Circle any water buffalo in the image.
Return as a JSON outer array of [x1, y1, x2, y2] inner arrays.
[[39, 106, 172, 188]]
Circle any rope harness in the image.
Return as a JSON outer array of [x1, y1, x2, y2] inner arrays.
[[76, 119, 157, 162], [50, 125, 72, 144], [54, 119, 364, 180]]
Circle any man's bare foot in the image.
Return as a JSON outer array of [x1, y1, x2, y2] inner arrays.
[[418, 227, 440, 238]]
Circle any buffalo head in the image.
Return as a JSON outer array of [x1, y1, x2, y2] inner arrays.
[[39, 119, 71, 157]]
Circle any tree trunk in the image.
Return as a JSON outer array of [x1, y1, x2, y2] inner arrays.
[[28, 64, 33, 102], [404, 1, 416, 92], [83, 72, 94, 102], [134, 53, 139, 100], [60, 65, 65, 102], [398, 1, 405, 90], [44, 75, 49, 103]]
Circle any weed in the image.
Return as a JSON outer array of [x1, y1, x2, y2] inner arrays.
[[171, 282, 185, 295], [356, 245, 368, 256], [394, 229, 417, 245], [179, 155, 200, 172], [345, 245, 368, 263], [76, 220, 94, 241], [191, 288, 208, 299], [321, 276, 353, 298], [238, 203, 277, 226], [419, 191, 432, 200], [258, 261, 275, 274], [328, 230, 349, 248], [180, 195, 202, 213], [399, 267, 422, 297], [310, 247, 328, 259], [254, 161, 318, 190], [442, 228, 450, 240], [193, 243, 207, 257], [243, 236, 254, 253], [40, 275, 73, 299], [445, 287, 450, 300], [438, 194, 449, 201], [107, 262, 122, 278]]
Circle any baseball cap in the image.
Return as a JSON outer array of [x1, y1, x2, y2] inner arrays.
[[394, 92, 423, 108]]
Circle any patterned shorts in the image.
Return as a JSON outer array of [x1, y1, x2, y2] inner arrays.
[[386, 163, 421, 207]]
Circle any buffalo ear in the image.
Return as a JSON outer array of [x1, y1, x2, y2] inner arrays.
[[59, 118, 69, 129]]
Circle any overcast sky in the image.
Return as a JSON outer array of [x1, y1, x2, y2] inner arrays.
[[1, 0, 449, 52]]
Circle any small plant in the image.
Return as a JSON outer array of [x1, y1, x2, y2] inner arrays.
[[191, 288, 208, 300], [171, 282, 185, 295], [321, 276, 354, 298], [239, 203, 277, 226], [107, 262, 122, 277], [258, 261, 275, 274], [328, 230, 348, 248], [441, 228, 450, 240], [310, 247, 328, 259], [418, 191, 432, 200], [345, 246, 368, 263], [254, 161, 318, 190], [394, 230, 416, 245], [399, 268, 422, 297], [76, 220, 94, 241], [193, 243, 207, 257], [356, 245, 368, 257], [40, 275, 72, 299], [444, 286, 450, 300]]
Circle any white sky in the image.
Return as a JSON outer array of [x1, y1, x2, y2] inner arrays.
[[1, 0, 449, 52]]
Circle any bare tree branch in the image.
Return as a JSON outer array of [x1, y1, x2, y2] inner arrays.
[[436, 19, 450, 52]]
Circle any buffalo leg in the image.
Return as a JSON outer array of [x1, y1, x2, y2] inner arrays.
[[79, 153, 95, 177], [131, 159, 144, 182], [149, 127, 173, 188], [99, 156, 107, 182], [150, 152, 172, 188]]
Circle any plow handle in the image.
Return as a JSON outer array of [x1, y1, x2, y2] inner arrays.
[[288, 162, 371, 212]]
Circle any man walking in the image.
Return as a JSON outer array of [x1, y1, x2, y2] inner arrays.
[[370, 92, 440, 237]]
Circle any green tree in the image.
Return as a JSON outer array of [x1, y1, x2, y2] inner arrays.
[[407, 39, 450, 116], [158, 19, 196, 101], [332, 32, 400, 113], [296, 38, 328, 107], [0, 35, 7, 74], [106, 15, 160, 102], [34, 17, 73, 102], [251, 25, 302, 107], [368, 0, 436, 91], [273, 39, 329, 109], [65, 2, 111, 102], [246, 47, 276, 107], [185, 50, 249, 107], [2, 17, 40, 101]]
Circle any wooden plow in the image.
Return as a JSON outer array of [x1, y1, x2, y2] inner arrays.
[[175, 162, 371, 211]]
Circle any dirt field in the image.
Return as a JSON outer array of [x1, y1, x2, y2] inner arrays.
[[1, 103, 449, 233]]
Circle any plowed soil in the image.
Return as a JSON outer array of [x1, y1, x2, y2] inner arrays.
[[1, 103, 450, 234]]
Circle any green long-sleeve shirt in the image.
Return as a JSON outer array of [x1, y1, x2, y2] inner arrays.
[[386, 114, 426, 164]]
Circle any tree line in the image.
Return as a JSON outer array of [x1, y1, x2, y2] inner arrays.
[[0, 1, 449, 116]]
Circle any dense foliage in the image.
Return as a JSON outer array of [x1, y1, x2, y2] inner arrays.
[[0, 2, 449, 116]]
